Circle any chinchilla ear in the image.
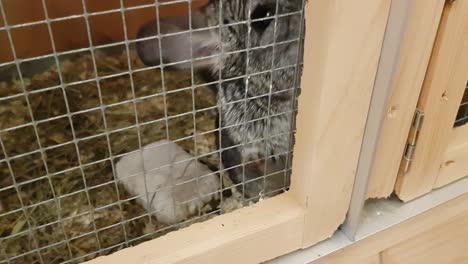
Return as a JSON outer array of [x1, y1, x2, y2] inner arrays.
[[136, 13, 219, 70]]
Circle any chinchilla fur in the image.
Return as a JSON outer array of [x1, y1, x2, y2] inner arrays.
[[136, 0, 304, 199]]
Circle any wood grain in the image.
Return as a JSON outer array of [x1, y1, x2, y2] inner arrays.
[[290, 0, 390, 247], [310, 193, 468, 264], [395, 0, 468, 201], [381, 210, 468, 264], [367, 0, 445, 199], [436, 124, 468, 188], [87, 194, 304, 264]]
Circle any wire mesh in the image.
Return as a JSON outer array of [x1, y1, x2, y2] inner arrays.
[[454, 82, 468, 127], [0, 0, 305, 263]]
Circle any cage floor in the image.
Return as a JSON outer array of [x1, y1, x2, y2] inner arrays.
[[0, 49, 228, 263]]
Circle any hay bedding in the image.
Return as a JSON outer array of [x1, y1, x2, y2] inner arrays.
[[0, 49, 239, 263]]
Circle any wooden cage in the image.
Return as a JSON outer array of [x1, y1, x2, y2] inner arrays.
[[0, 0, 467, 263], [368, 0, 468, 202]]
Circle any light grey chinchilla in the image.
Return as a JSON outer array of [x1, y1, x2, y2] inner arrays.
[[136, 0, 304, 199]]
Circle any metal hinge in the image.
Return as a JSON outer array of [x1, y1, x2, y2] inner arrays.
[[400, 108, 425, 174]]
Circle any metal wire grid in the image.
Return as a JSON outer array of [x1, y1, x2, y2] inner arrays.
[[0, 0, 305, 263], [454, 82, 468, 127]]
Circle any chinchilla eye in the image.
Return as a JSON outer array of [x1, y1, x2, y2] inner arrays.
[[251, 5, 275, 32]]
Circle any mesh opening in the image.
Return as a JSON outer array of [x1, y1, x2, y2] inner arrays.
[[454, 82, 468, 127]]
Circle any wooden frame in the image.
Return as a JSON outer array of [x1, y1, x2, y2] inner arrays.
[[395, 0, 468, 201], [86, 1, 391, 263], [312, 192, 468, 264], [437, 125, 468, 188], [342, 0, 413, 238], [367, 0, 445, 199], [381, 208, 468, 264]]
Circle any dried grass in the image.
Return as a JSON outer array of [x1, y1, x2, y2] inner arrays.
[[0, 49, 220, 263]]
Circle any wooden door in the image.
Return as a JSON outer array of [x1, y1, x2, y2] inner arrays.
[[394, 0, 468, 201], [366, 0, 445, 199]]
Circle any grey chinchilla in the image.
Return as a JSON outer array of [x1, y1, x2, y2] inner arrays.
[[136, 0, 304, 199]]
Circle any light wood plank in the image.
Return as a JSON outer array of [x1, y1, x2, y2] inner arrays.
[[381, 210, 468, 264], [366, 255, 382, 264], [291, 0, 390, 247], [436, 124, 468, 188], [325, 254, 382, 264], [353, 254, 381, 264], [310, 193, 468, 264], [367, 0, 445, 199], [395, 0, 468, 201], [88, 194, 304, 264]]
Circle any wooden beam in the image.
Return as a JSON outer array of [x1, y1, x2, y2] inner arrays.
[[436, 125, 468, 188], [367, 0, 445, 199], [381, 209, 468, 264], [88, 194, 304, 264], [311, 193, 468, 264], [395, 0, 468, 201], [291, 0, 390, 247]]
